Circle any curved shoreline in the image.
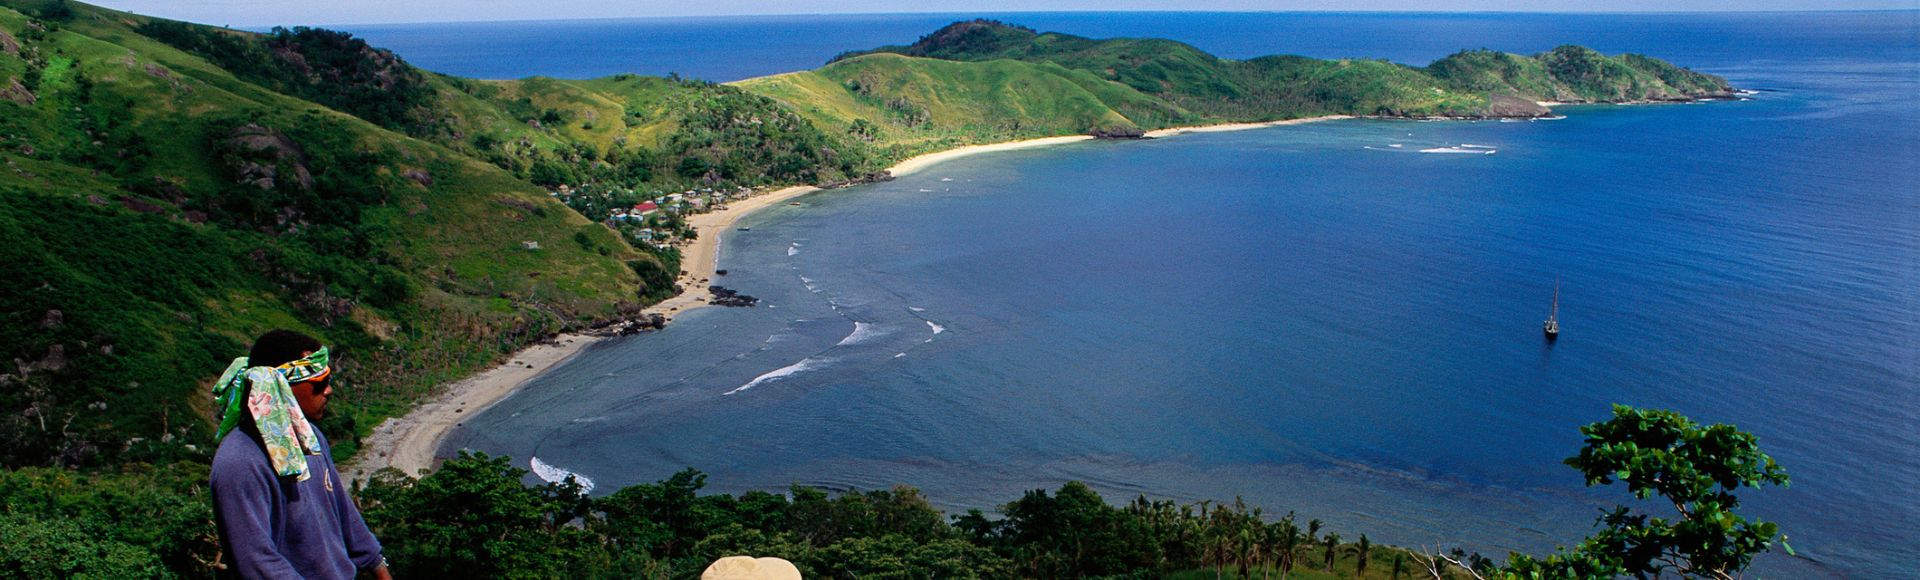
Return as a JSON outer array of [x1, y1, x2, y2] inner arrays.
[[344, 117, 1346, 479]]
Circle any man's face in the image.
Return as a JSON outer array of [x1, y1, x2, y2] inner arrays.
[[289, 350, 332, 421]]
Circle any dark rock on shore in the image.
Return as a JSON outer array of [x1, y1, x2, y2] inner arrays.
[[1089, 126, 1147, 139], [709, 286, 759, 307], [1486, 93, 1552, 117], [821, 171, 896, 189]]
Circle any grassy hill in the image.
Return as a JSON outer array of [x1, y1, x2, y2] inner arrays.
[[821, 19, 1734, 127], [0, 0, 664, 467]]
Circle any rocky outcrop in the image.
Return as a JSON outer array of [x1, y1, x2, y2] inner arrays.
[[820, 171, 895, 189], [1089, 126, 1147, 139], [1486, 93, 1552, 117], [222, 123, 314, 192], [0, 29, 20, 56], [709, 286, 759, 307], [0, 79, 35, 106]]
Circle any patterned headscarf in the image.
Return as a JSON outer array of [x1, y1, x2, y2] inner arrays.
[[212, 347, 328, 481]]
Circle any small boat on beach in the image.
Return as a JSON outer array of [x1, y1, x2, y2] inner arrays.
[[1544, 278, 1561, 341]]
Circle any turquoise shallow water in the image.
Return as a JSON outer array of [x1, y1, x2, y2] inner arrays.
[[431, 12, 1919, 575]]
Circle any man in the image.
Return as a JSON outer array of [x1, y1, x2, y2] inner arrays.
[[210, 330, 392, 579]]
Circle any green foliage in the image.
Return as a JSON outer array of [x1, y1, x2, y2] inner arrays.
[[0, 1, 660, 468], [137, 22, 447, 136], [357, 452, 605, 578], [786, 19, 1732, 143], [0, 188, 250, 465], [0, 512, 162, 578], [1499, 405, 1789, 579], [366, 455, 1445, 580], [660, 80, 871, 186], [0, 462, 218, 577]]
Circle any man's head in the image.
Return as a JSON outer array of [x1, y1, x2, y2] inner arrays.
[[249, 330, 331, 421]]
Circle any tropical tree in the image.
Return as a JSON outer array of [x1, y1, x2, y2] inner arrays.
[[1502, 405, 1792, 579], [1354, 533, 1373, 577], [1322, 532, 1342, 571], [1267, 514, 1302, 580]]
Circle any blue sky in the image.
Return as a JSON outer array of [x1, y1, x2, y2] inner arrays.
[[88, 0, 1916, 27]]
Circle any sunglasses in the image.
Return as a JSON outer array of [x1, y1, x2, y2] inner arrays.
[[299, 374, 332, 392]]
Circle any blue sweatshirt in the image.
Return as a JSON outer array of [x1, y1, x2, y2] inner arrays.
[[211, 428, 384, 579]]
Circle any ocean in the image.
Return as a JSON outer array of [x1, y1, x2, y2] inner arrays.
[[409, 12, 1920, 576]]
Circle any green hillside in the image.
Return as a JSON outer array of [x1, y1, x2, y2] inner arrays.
[[0, 0, 664, 466], [821, 19, 1734, 128]]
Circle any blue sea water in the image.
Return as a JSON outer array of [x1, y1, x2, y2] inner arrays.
[[425, 12, 1920, 576]]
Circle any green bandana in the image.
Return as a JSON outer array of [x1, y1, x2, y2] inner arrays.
[[212, 347, 327, 481]]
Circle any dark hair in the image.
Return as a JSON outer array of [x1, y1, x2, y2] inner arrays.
[[249, 329, 321, 368]]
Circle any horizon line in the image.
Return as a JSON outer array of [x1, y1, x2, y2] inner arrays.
[[135, 8, 1920, 29]]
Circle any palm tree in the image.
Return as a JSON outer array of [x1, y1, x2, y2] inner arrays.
[[1270, 516, 1301, 580], [1353, 534, 1373, 577], [1198, 501, 1223, 580], [1307, 518, 1323, 544], [1390, 552, 1407, 579], [1322, 532, 1342, 572], [1239, 503, 1262, 580]]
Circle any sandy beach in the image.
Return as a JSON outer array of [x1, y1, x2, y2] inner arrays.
[[889, 135, 1096, 177], [346, 122, 1336, 479], [1143, 115, 1351, 138], [343, 334, 607, 481], [343, 184, 821, 480]]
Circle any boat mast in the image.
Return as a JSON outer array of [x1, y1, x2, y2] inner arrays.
[[1551, 277, 1559, 321]]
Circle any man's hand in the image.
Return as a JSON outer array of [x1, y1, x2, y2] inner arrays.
[[369, 564, 393, 580]]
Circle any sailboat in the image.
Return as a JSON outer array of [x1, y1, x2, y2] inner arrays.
[[1544, 278, 1561, 341]]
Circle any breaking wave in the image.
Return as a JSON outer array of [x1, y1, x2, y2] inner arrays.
[[926, 320, 946, 335], [530, 456, 596, 492], [725, 357, 830, 395], [837, 322, 884, 346]]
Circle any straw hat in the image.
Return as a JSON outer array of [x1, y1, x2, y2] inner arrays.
[[700, 556, 802, 580]]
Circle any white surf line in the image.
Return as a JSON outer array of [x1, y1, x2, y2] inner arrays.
[[529, 456, 596, 493], [837, 321, 885, 346], [724, 357, 831, 395]]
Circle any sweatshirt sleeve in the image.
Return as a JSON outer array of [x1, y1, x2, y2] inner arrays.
[[210, 455, 303, 578], [329, 456, 385, 570]]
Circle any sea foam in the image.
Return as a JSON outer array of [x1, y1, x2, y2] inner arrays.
[[725, 357, 829, 395], [926, 320, 946, 335], [530, 456, 596, 492], [1420, 146, 1496, 155], [837, 322, 884, 346]]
